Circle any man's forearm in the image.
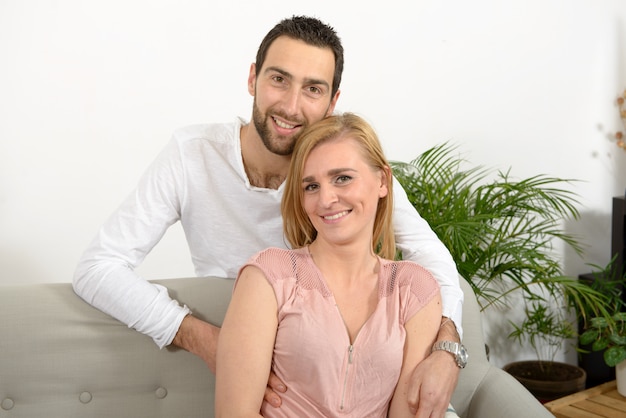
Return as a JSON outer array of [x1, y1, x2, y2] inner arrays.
[[436, 316, 461, 343], [172, 314, 221, 373]]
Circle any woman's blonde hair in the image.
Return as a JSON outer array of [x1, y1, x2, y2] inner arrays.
[[282, 112, 396, 259]]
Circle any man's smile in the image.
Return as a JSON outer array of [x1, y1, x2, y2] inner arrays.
[[273, 117, 297, 129]]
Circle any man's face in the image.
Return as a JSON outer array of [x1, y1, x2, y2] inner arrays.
[[248, 36, 340, 156]]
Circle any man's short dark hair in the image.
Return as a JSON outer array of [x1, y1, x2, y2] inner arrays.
[[255, 16, 344, 98]]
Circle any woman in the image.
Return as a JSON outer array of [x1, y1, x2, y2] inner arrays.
[[216, 113, 445, 417]]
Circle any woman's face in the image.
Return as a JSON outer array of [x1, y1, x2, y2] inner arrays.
[[301, 136, 388, 248]]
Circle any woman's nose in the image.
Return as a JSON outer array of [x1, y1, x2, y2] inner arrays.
[[319, 185, 338, 207]]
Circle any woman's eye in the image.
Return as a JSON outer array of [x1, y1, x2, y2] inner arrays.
[[304, 183, 319, 192], [336, 175, 352, 184]]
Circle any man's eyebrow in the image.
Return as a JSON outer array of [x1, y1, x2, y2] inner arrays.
[[264, 66, 330, 90], [264, 66, 292, 79]]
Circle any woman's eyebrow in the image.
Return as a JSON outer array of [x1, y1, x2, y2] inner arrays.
[[302, 168, 356, 183]]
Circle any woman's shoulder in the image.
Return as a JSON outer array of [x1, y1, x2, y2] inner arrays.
[[248, 247, 310, 279], [380, 259, 439, 293], [380, 258, 434, 278], [251, 247, 308, 262]]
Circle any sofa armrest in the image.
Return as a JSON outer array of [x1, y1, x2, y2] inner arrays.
[[452, 278, 554, 417], [464, 367, 554, 417]]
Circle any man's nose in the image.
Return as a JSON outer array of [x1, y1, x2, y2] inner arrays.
[[282, 87, 301, 115]]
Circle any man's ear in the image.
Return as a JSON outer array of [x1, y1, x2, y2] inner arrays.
[[247, 63, 257, 96], [326, 89, 341, 116]]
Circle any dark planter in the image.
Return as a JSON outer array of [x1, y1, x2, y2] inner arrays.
[[577, 271, 618, 388], [503, 361, 586, 403], [578, 341, 615, 388]]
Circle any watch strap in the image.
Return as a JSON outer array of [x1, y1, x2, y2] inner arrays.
[[432, 340, 468, 368]]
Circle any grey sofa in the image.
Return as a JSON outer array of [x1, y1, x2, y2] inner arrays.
[[0, 276, 554, 417]]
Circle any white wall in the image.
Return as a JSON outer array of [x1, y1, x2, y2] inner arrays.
[[1, 0, 625, 367]]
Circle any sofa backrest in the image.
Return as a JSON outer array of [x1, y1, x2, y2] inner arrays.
[[0, 277, 233, 418], [1, 276, 486, 418]]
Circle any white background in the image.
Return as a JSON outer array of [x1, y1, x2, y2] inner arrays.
[[1, 0, 625, 367]]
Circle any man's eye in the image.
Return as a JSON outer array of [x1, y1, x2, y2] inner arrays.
[[308, 86, 322, 95]]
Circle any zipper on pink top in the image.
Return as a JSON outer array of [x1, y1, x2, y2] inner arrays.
[[340, 344, 354, 410]]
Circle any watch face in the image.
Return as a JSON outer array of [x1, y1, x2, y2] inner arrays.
[[458, 345, 469, 367]]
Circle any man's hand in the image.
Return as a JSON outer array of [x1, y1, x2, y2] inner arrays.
[[172, 314, 288, 406], [408, 318, 461, 417], [264, 371, 288, 408], [407, 350, 460, 417]]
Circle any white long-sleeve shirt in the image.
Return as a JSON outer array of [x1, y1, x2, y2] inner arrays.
[[73, 118, 464, 348]]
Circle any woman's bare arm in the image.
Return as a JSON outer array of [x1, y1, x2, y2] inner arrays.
[[388, 293, 442, 418], [215, 266, 278, 418]]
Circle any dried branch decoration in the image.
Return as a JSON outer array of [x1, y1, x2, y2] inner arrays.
[[616, 90, 626, 151]]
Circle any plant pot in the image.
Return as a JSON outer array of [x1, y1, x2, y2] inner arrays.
[[578, 333, 615, 387], [503, 361, 586, 403], [617, 359, 626, 397]]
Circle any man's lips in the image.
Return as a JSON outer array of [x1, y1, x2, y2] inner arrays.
[[272, 116, 300, 130], [274, 118, 295, 129]]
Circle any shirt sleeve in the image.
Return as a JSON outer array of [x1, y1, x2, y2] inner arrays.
[[72, 136, 190, 348], [391, 176, 465, 339], [399, 261, 441, 323]]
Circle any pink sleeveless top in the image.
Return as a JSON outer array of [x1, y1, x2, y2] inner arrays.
[[237, 247, 440, 417]]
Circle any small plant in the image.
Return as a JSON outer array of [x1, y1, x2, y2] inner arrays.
[[579, 256, 626, 323], [579, 257, 626, 367], [579, 313, 626, 367], [509, 303, 576, 375]]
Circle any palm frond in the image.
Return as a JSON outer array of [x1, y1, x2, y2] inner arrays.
[[390, 142, 606, 363]]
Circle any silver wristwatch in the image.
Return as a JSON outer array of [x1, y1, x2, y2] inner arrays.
[[432, 341, 469, 368]]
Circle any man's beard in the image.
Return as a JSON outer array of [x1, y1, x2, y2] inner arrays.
[[252, 100, 303, 156]]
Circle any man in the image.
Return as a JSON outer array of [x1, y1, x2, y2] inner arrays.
[[74, 15, 465, 417]]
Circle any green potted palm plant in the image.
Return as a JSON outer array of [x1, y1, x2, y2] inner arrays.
[[391, 143, 614, 401]]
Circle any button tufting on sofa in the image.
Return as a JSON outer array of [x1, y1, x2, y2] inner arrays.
[[1, 397, 14, 410], [155, 387, 168, 399], [79, 391, 92, 404]]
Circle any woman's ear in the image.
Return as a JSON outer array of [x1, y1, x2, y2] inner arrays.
[[378, 166, 391, 198]]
